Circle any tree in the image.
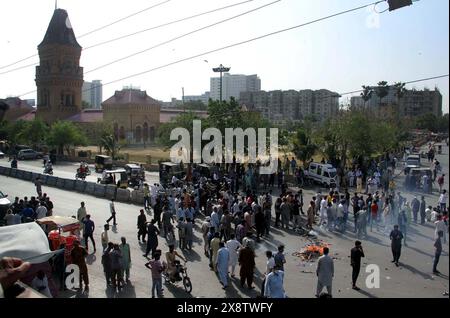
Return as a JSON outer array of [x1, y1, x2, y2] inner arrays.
[[0, 101, 9, 122], [361, 85, 374, 108], [100, 134, 121, 160], [46, 121, 88, 155], [81, 101, 92, 108], [375, 81, 389, 107], [5, 120, 28, 147], [22, 119, 49, 149], [89, 122, 113, 154], [157, 111, 203, 148], [184, 100, 207, 111], [393, 82, 407, 104], [292, 127, 318, 167]]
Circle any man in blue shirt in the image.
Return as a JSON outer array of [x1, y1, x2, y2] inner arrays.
[[264, 265, 286, 298], [274, 245, 286, 272], [82, 214, 96, 253]]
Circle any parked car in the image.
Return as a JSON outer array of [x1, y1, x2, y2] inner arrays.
[[0, 150, 4, 159], [306, 162, 337, 188], [17, 149, 43, 160], [405, 154, 421, 167]]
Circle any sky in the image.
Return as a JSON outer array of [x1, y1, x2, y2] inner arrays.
[[0, 0, 448, 113]]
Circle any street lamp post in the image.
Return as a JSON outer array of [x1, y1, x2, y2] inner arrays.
[[213, 64, 230, 102]]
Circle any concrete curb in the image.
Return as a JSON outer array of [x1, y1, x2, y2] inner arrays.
[[93, 184, 106, 198], [116, 188, 131, 202]]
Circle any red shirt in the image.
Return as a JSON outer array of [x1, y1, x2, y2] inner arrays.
[[371, 203, 378, 215]]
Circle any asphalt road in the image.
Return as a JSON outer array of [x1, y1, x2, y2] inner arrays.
[[0, 144, 448, 298]]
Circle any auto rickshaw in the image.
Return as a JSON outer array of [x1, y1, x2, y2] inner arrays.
[[159, 162, 186, 187], [95, 155, 113, 172], [98, 169, 128, 189], [125, 164, 145, 187], [36, 216, 81, 251]]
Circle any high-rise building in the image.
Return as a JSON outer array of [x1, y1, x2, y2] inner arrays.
[[398, 88, 442, 118], [313, 89, 340, 118], [298, 90, 314, 120], [350, 87, 443, 118], [35, 8, 83, 124], [210, 73, 261, 101], [240, 88, 339, 123], [82, 80, 103, 109]]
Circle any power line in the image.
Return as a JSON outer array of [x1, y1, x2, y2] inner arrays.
[[17, 0, 439, 98], [90, 0, 388, 89], [85, 0, 281, 74], [0, 0, 259, 75], [84, 0, 258, 50], [0, 0, 172, 70], [78, 0, 172, 38]]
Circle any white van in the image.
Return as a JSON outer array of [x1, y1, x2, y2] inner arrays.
[[306, 163, 337, 188]]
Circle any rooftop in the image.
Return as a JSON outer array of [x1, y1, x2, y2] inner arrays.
[[102, 88, 160, 106], [38, 9, 81, 49]]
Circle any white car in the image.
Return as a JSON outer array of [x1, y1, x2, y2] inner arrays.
[[0, 151, 5, 159]]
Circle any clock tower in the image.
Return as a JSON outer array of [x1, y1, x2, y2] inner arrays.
[[35, 9, 83, 123]]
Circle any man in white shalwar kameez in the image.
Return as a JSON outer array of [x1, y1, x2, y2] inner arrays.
[[316, 247, 334, 297], [226, 233, 241, 277], [216, 243, 230, 289]]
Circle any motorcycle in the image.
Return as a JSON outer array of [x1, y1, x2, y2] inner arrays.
[[162, 260, 192, 293], [75, 169, 87, 181]]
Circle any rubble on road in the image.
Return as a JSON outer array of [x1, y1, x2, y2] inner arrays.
[[293, 240, 331, 262]]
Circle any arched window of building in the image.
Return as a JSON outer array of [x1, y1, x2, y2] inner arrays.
[[149, 127, 155, 142], [143, 123, 149, 142], [113, 123, 119, 141], [119, 126, 126, 140], [135, 126, 142, 143]]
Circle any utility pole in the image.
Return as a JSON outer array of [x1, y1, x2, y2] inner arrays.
[[213, 64, 230, 103], [182, 87, 185, 112]]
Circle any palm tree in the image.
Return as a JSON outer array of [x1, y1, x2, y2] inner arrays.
[[375, 81, 389, 107], [393, 82, 407, 104], [292, 128, 318, 168], [392, 82, 407, 122], [101, 134, 121, 160], [361, 85, 374, 109]]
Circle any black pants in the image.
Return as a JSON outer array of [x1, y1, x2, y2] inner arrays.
[[433, 252, 441, 272], [275, 213, 281, 227], [352, 264, 360, 286], [84, 234, 96, 251], [240, 272, 253, 288], [138, 227, 147, 241], [106, 212, 116, 225], [261, 277, 266, 297], [392, 246, 401, 263]]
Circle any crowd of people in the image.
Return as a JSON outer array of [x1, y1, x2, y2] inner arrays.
[[1, 145, 448, 299]]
